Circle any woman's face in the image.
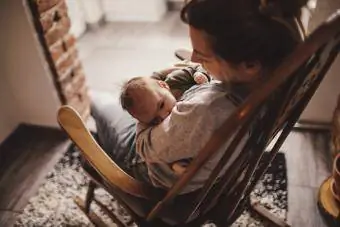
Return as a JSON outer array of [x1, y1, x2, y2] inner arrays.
[[189, 26, 261, 83]]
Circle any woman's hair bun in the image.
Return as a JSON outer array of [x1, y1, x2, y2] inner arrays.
[[259, 0, 309, 18]]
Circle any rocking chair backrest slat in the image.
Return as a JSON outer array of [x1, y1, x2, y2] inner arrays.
[[199, 96, 282, 222], [186, 114, 257, 219], [147, 10, 340, 224], [191, 98, 280, 216]]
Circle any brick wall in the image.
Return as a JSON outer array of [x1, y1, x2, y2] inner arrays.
[[31, 0, 90, 120]]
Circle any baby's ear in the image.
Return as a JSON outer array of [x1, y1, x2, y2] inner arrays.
[[157, 80, 170, 90]]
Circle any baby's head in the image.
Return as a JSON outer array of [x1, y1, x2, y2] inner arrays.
[[120, 77, 176, 125]]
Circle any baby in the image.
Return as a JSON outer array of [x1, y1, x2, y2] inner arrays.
[[119, 63, 210, 126], [119, 62, 210, 174]]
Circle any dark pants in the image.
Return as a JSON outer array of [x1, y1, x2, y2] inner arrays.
[[90, 97, 150, 183]]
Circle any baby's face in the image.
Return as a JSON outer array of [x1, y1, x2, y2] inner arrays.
[[129, 79, 176, 125]]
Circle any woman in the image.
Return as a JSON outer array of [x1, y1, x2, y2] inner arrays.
[[91, 0, 308, 194]]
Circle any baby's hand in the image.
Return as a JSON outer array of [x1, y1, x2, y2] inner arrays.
[[194, 72, 209, 84]]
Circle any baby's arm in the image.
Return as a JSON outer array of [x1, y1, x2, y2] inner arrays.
[[165, 65, 211, 100], [165, 69, 194, 100], [151, 60, 205, 81], [151, 66, 186, 81]]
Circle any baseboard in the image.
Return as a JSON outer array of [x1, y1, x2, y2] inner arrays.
[[86, 15, 107, 32], [293, 120, 332, 132], [167, 0, 184, 11]]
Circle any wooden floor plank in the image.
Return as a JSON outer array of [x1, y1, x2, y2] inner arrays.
[[0, 124, 70, 226]]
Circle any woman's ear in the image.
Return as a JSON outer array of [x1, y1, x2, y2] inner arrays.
[[157, 80, 170, 90], [240, 61, 262, 76]]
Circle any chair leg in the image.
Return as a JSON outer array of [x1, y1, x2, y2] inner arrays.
[[74, 180, 108, 227], [74, 196, 107, 227], [94, 197, 126, 227], [250, 200, 290, 227], [85, 180, 96, 213]]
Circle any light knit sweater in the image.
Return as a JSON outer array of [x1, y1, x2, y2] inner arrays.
[[136, 81, 247, 193]]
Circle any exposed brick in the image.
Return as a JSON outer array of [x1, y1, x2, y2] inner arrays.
[[40, 11, 54, 32], [63, 34, 76, 50], [61, 82, 74, 100], [59, 69, 75, 85], [40, 1, 68, 33], [56, 60, 81, 82], [78, 85, 89, 100], [59, 62, 86, 94], [72, 62, 83, 75], [81, 106, 90, 121], [36, 0, 61, 13], [63, 34, 76, 49], [66, 93, 90, 120], [35, 0, 90, 115], [60, 73, 86, 101], [55, 48, 78, 76], [72, 73, 86, 91], [65, 72, 90, 120], [67, 97, 83, 113], [73, 86, 89, 109], [49, 40, 64, 62], [44, 16, 71, 46], [49, 34, 77, 63]]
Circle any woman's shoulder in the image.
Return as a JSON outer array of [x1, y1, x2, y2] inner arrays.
[[175, 82, 236, 115], [180, 82, 231, 104]]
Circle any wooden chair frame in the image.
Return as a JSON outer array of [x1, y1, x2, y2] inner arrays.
[[57, 10, 340, 227]]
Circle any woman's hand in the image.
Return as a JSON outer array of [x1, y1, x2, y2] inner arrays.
[[194, 72, 209, 84], [172, 162, 187, 176]]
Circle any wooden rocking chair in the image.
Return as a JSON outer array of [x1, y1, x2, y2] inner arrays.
[[57, 11, 340, 227]]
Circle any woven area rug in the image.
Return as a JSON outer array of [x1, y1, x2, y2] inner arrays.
[[15, 145, 288, 226]]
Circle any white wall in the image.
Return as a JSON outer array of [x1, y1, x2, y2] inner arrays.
[[299, 0, 340, 124], [102, 0, 167, 22], [300, 56, 340, 123], [0, 74, 19, 143], [80, 0, 103, 24], [66, 0, 87, 38], [0, 0, 61, 143], [66, 0, 104, 38]]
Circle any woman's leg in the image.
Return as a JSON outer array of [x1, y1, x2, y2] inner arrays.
[[90, 95, 137, 171], [90, 94, 151, 184]]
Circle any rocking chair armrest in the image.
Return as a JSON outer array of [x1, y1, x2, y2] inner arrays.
[[57, 105, 160, 199]]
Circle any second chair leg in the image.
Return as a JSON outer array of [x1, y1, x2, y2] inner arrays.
[[74, 181, 107, 227], [85, 180, 97, 213]]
